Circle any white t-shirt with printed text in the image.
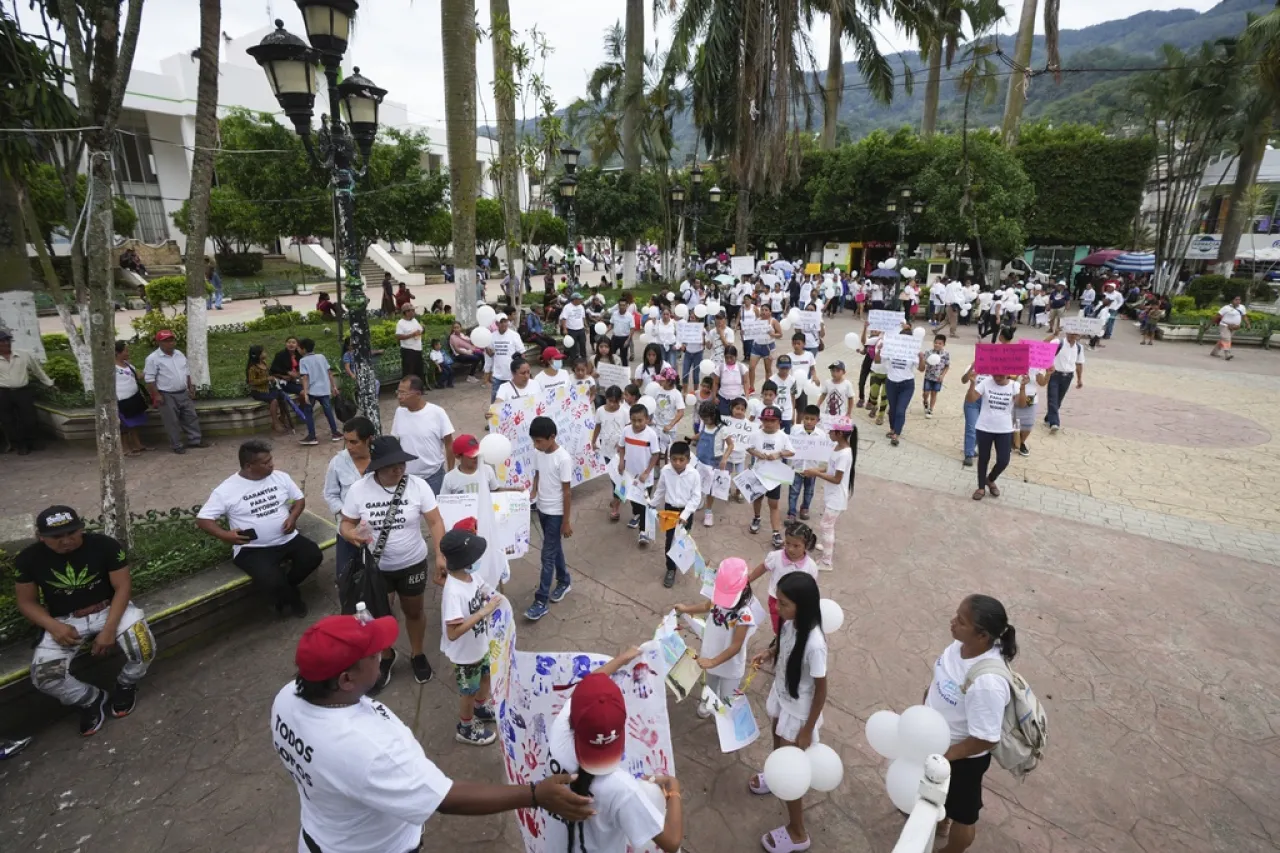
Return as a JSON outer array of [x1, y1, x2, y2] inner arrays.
[[340, 474, 439, 572], [198, 471, 303, 555]]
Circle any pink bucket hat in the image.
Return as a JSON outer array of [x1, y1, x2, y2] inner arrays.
[[713, 557, 750, 608]]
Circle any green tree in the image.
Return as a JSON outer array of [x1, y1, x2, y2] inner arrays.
[[422, 209, 453, 265], [573, 168, 664, 250], [352, 127, 448, 254], [809, 128, 932, 241], [171, 186, 273, 255], [25, 163, 137, 254], [214, 110, 327, 241], [520, 210, 567, 262]]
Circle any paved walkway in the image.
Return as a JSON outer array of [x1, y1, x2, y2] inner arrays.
[[1, 312, 1279, 852]]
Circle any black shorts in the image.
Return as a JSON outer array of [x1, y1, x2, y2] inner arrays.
[[382, 560, 428, 597], [764, 484, 782, 501], [944, 753, 992, 826]]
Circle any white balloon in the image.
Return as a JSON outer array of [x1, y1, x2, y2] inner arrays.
[[638, 395, 657, 415], [665, 291, 676, 302], [475, 305, 497, 327], [896, 705, 952, 763], [478, 433, 512, 466], [844, 332, 860, 349], [877, 261, 887, 270], [699, 358, 715, 376], [469, 326, 493, 348], [819, 598, 845, 632], [644, 321, 655, 336], [637, 333, 652, 346], [912, 327, 926, 340], [684, 393, 697, 408], [779, 318, 793, 332], [806, 744, 844, 793], [926, 353, 942, 367], [747, 398, 764, 417], [884, 257, 899, 270], [902, 268, 916, 279], [805, 380, 823, 399], [724, 330, 735, 344], [675, 304, 690, 320], [960, 308, 971, 317], [707, 300, 721, 313], [644, 381, 662, 399], [885, 757, 925, 813], [594, 321, 608, 336], [763, 746, 812, 801], [648, 306, 661, 319], [824, 287, 836, 299], [788, 307, 801, 321], [693, 304, 708, 319], [865, 710, 901, 760], [563, 335, 576, 349]]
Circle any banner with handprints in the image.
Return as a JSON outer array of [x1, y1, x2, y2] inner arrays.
[[489, 597, 675, 853], [486, 385, 608, 491]]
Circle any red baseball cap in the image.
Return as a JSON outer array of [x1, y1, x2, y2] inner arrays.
[[542, 346, 565, 362], [295, 615, 399, 681], [569, 673, 626, 773], [154, 330, 176, 342], [452, 516, 479, 532], [760, 405, 782, 421], [452, 433, 480, 458]]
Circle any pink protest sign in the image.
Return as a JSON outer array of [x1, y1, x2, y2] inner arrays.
[[1027, 340, 1058, 370], [974, 343, 1030, 375]]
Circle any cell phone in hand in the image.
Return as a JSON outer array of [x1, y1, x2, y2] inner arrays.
[[239, 528, 258, 541]]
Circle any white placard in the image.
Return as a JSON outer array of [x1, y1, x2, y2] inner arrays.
[[677, 321, 705, 346], [490, 491, 531, 558], [881, 334, 922, 363], [867, 309, 904, 333], [1061, 316, 1105, 336], [595, 362, 631, 391], [667, 526, 699, 574], [798, 310, 823, 333], [733, 469, 768, 502], [760, 272, 780, 288], [790, 432, 835, 464], [740, 319, 770, 341], [731, 255, 756, 276], [753, 459, 796, 488], [436, 492, 479, 531], [707, 469, 732, 500]]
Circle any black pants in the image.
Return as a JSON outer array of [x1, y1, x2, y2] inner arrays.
[[857, 352, 874, 400], [232, 535, 323, 607], [400, 347, 424, 381], [566, 328, 588, 360], [453, 352, 483, 377], [630, 500, 648, 532], [611, 335, 631, 367], [976, 430, 1012, 490], [0, 385, 40, 451], [662, 502, 692, 574]]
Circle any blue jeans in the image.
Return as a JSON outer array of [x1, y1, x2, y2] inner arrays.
[[303, 394, 339, 438], [681, 350, 702, 387], [964, 398, 981, 458], [424, 467, 445, 496], [1103, 313, 1117, 339], [535, 512, 569, 604], [886, 377, 914, 436], [661, 347, 676, 371], [206, 285, 222, 310], [490, 376, 502, 402], [1046, 371, 1073, 427], [788, 472, 815, 516]]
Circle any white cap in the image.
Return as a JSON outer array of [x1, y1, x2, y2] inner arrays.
[[496, 312, 509, 321]]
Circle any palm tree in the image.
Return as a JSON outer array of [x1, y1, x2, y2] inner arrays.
[[621, 0, 646, 286], [1000, 0, 1061, 144], [813, 0, 899, 149], [182, 0, 221, 388], [566, 23, 627, 164], [441, 0, 479, 324], [490, 0, 524, 315], [916, 0, 1003, 136]]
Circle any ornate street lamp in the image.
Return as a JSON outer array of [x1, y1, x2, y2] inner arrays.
[[249, 7, 387, 430], [885, 189, 925, 309], [559, 147, 581, 282]]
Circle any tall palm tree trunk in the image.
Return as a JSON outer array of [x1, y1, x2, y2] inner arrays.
[[821, 3, 844, 150], [183, 0, 220, 387], [442, 0, 479, 324], [1215, 120, 1270, 277], [621, 0, 645, 287], [922, 43, 943, 136], [490, 0, 524, 317], [1000, 0, 1038, 145]]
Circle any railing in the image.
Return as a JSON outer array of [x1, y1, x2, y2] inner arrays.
[[891, 756, 951, 853]]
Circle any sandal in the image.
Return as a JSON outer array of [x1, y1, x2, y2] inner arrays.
[[972, 488, 986, 501], [761, 826, 811, 853], [987, 481, 1001, 498], [748, 773, 771, 795], [609, 509, 620, 522], [891, 437, 900, 447]]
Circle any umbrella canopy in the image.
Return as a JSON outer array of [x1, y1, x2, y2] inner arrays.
[[1105, 252, 1155, 273], [771, 259, 795, 273], [1078, 249, 1126, 267], [714, 273, 736, 285], [870, 267, 900, 279]]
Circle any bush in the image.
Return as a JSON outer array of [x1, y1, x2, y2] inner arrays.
[[1171, 296, 1196, 314], [44, 352, 82, 390], [131, 310, 188, 347], [1187, 274, 1228, 308], [216, 252, 264, 277], [144, 275, 189, 311], [41, 333, 70, 352], [245, 311, 305, 331]]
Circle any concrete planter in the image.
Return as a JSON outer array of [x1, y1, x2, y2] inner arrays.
[[35, 398, 273, 443]]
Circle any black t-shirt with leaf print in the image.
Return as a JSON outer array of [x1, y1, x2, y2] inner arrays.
[[15, 533, 127, 617]]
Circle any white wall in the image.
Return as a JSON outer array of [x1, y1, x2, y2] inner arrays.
[[145, 111, 191, 246]]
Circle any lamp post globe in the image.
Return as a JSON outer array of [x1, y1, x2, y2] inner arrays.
[[295, 0, 359, 61], [246, 21, 319, 137]]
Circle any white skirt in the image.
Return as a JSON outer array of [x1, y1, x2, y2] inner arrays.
[[766, 690, 823, 743]]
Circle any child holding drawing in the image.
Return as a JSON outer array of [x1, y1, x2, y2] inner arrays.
[[694, 401, 733, 528], [673, 557, 757, 719], [650, 441, 701, 588], [802, 416, 856, 570], [747, 406, 795, 548], [747, 522, 819, 636], [618, 403, 661, 545]]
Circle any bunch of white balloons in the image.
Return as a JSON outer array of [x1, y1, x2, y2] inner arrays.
[[761, 743, 845, 800], [864, 705, 952, 812], [901, 267, 917, 279]]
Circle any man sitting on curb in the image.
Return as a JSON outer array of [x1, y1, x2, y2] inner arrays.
[[197, 439, 324, 618], [15, 506, 157, 736]]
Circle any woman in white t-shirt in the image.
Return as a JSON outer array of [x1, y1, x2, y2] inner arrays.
[[494, 358, 535, 403], [634, 343, 669, 387], [926, 595, 1017, 853], [748, 572, 827, 853], [966, 372, 1025, 501], [655, 307, 679, 368], [712, 345, 749, 415]]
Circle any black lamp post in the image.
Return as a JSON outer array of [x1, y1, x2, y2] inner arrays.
[[669, 184, 685, 279], [248, 2, 387, 430], [885, 188, 925, 310], [558, 145, 580, 284]]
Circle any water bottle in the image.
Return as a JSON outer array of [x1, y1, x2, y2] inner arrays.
[[354, 602, 372, 625]]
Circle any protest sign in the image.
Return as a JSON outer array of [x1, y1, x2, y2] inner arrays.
[[881, 334, 922, 364], [798, 310, 822, 333], [1061, 316, 1105, 336], [435, 493, 479, 533], [733, 469, 768, 502], [490, 491, 531, 558], [707, 469, 732, 500], [677, 321, 705, 346], [740, 318, 770, 340], [486, 385, 606, 490], [667, 526, 699, 574], [974, 343, 1030, 375], [731, 255, 756, 276], [724, 418, 755, 455], [867, 309, 904, 333], [753, 459, 796, 489], [1027, 340, 1058, 370], [595, 362, 631, 392], [760, 272, 780, 288], [790, 432, 834, 464], [804, 262, 822, 274]]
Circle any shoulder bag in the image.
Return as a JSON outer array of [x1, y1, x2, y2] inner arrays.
[[338, 475, 408, 617]]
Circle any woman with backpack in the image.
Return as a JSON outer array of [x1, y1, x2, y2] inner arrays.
[[926, 594, 1018, 853]]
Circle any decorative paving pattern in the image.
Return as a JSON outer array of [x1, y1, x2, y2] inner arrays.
[[1056, 387, 1270, 448]]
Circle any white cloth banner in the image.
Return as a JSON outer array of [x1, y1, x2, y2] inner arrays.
[[789, 433, 835, 464], [731, 256, 756, 276]]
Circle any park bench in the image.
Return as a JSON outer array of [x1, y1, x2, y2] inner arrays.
[[1196, 319, 1273, 348], [221, 278, 298, 301]]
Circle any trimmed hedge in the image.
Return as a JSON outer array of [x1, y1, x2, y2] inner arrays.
[[215, 252, 265, 277]]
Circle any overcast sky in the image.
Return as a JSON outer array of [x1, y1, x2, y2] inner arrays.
[[132, 0, 1224, 137]]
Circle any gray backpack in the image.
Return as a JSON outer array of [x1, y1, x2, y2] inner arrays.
[[961, 657, 1047, 779]]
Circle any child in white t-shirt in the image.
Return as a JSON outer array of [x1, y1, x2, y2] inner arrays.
[[747, 406, 795, 548], [617, 404, 660, 543], [652, 366, 686, 454], [592, 386, 630, 522], [439, 434, 513, 589], [803, 416, 855, 570], [673, 557, 758, 718], [439, 529, 503, 746], [525, 416, 574, 622], [817, 362, 856, 422]]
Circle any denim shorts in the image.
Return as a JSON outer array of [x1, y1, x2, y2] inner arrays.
[[923, 379, 944, 392], [750, 341, 775, 359]]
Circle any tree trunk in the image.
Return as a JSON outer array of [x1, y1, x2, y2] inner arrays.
[[19, 184, 93, 387], [1000, 0, 1038, 146], [490, 0, 525, 320], [735, 189, 751, 256], [821, 4, 844, 150], [442, 0, 479, 325], [922, 44, 943, 137], [621, 0, 645, 288], [0, 168, 45, 359], [1214, 121, 1269, 278], [182, 0, 221, 387]]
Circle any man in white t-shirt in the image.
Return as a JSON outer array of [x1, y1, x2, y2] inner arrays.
[[274, 613, 595, 853], [1101, 284, 1125, 340], [196, 439, 323, 618], [485, 314, 525, 401], [1211, 296, 1249, 360], [391, 376, 455, 495], [559, 291, 589, 357], [340, 436, 447, 690], [1044, 331, 1085, 432], [395, 305, 425, 382]]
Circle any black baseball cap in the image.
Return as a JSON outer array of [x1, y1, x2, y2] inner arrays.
[[776, 355, 792, 367], [440, 529, 488, 572], [828, 360, 846, 371], [36, 505, 85, 536]]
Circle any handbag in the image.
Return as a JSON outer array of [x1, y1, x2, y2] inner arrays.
[[338, 475, 409, 617], [333, 391, 356, 423]]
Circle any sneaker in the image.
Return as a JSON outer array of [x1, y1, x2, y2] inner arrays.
[[962, 456, 974, 467], [925, 410, 933, 419], [798, 508, 810, 521], [785, 513, 797, 524], [1225, 353, 1234, 361], [1018, 445, 1030, 457], [80, 689, 109, 737], [370, 649, 397, 695], [856, 398, 866, 408], [473, 703, 496, 723], [411, 654, 433, 684], [637, 533, 651, 547], [875, 414, 885, 426], [749, 517, 761, 534], [299, 437, 319, 446], [330, 433, 343, 442], [524, 600, 549, 621], [703, 510, 714, 527], [815, 542, 825, 552], [110, 680, 137, 718], [771, 531, 784, 548], [1050, 425, 1060, 433], [0, 736, 33, 760], [549, 581, 572, 603], [732, 492, 746, 504], [819, 561, 834, 572], [663, 568, 676, 588], [456, 720, 497, 746], [696, 702, 713, 720], [627, 516, 641, 530]]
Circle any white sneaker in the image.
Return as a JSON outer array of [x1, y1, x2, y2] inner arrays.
[[1050, 424, 1060, 433], [703, 510, 714, 527], [925, 410, 933, 419]]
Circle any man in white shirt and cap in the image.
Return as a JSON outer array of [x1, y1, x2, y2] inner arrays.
[[143, 329, 212, 455], [484, 314, 525, 402], [0, 328, 54, 455]]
